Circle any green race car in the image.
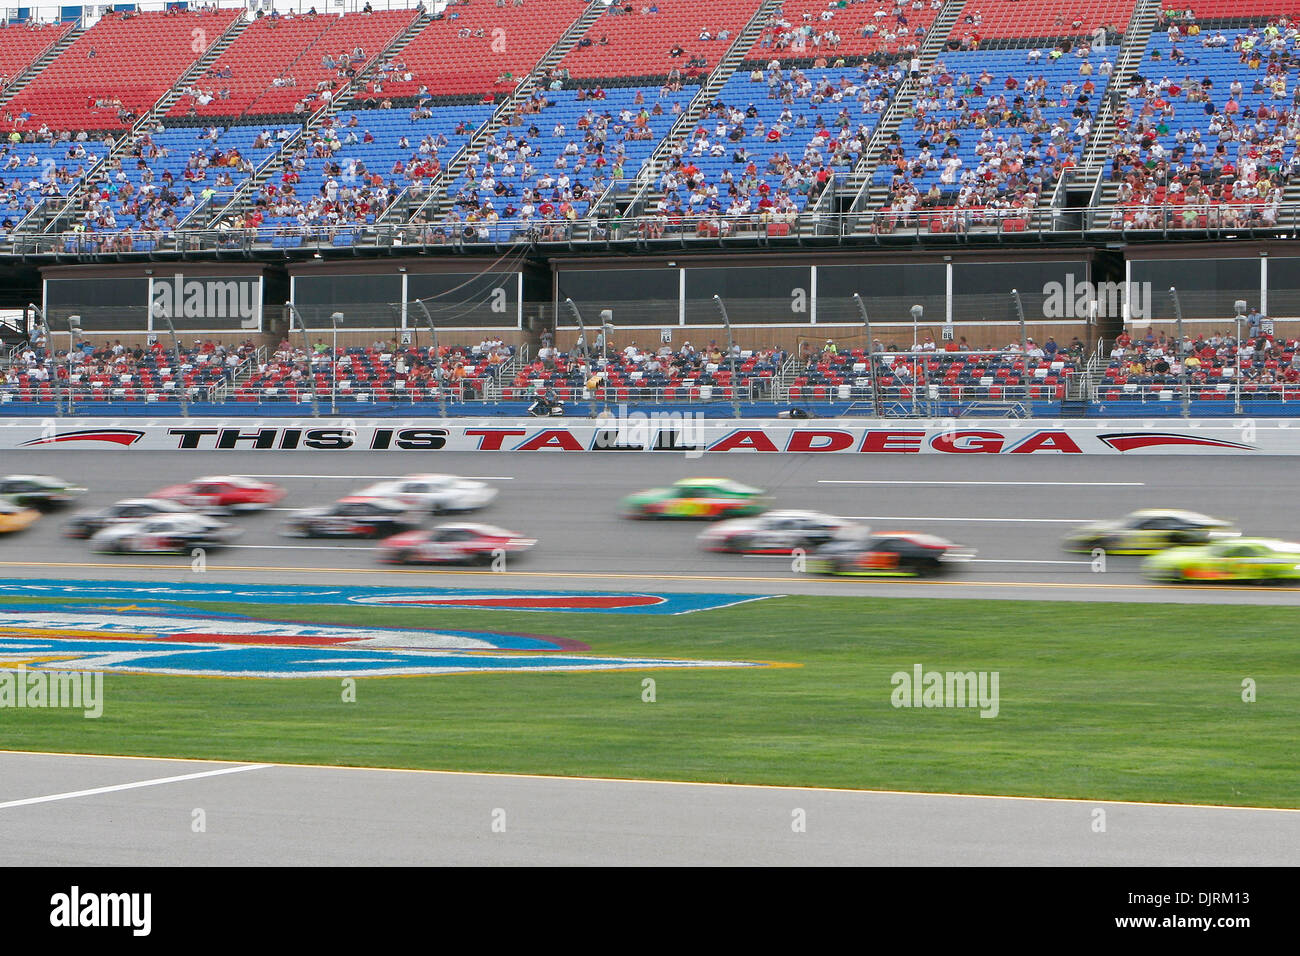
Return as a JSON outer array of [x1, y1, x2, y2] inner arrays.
[[621, 477, 770, 520], [1143, 538, 1300, 584], [1063, 509, 1238, 555], [0, 474, 86, 509]]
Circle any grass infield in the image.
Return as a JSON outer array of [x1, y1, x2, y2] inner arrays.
[[1, 595, 1296, 807]]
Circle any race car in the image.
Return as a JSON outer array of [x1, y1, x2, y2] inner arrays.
[[621, 477, 770, 520], [0, 500, 40, 534], [88, 513, 241, 554], [64, 498, 196, 538], [150, 475, 285, 513], [698, 510, 854, 554], [1142, 538, 1300, 584], [805, 531, 974, 577], [0, 474, 86, 509], [1062, 509, 1239, 555], [351, 474, 497, 514], [378, 523, 537, 565], [283, 498, 423, 539]]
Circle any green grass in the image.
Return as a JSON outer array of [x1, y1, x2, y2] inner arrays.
[[2, 596, 1296, 807]]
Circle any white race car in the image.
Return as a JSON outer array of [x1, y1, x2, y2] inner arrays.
[[89, 513, 242, 554], [352, 474, 497, 514]]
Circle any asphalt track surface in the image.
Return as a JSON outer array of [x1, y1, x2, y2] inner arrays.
[[2, 751, 1297, 865], [1, 449, 1298, 605]]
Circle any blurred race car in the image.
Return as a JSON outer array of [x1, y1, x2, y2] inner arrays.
[[622, 477, 770, 520], [283, 498, 423, 539], [698, 510, 854, 554], [64, 498, 195, 538], [151, 476, 285, 513], [0, 474, 86, 509], [806, 532, 974, 577], [0, 500, 40, 534], [89, 513, 241, 554], [378, 523, 537, 565], [1063, 509, 1238, 555], [352, 474, 497, 514], [1142, 538, 1300, 583]]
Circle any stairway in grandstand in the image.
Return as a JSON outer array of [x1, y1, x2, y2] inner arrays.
[[388, 0, 608, 229], [822, 0, 967, 227], [590, 0, 782, 227], [1066, 0, 1160, 222]]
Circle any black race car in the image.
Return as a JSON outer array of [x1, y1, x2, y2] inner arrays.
[[282, 497, 423, 539], [806, 532, 974, 577]]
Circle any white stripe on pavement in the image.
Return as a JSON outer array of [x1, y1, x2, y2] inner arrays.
[[819, 480, 1143, 487], [0, 764, 271, 811], [842, 516, 1094, 524]]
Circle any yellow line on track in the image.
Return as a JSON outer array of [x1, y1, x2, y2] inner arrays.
[[0, 560, 1296, 593]]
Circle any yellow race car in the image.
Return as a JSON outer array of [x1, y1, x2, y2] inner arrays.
[[0, 500, 40, 534]]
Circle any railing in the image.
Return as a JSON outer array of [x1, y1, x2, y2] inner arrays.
[[1094, 382, 1300, 404], [8, 201, 1300, 257]]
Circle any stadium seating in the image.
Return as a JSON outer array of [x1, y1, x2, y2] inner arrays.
[[166, 12, 339, 119], [557, 0, 764, 79], [749, 0, 940, 59], [368, 0, 590, 99], [948, 0, 1135, 40], [1, 8, 241, 132], [0, 21, 74, 92], [442, 84, 695, 240]]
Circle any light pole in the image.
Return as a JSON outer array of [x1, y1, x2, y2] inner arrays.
[[1168, 287, 1189, 418], [713, 295, 741, 419], [1233, 299, 1246, 415], [411, 299, 448, 419], [910, 304, 923, 415], [852, 293, 881, 417], [1011, 289, 1027, 352], [65, 314, 82, 415], [910, 304, 922, 351], [329, 311, 343, 416], [286, 302, 320, 418], [153, 302, 189, 417], [28, 304, 59, 418], [564, 298, 597, 417]]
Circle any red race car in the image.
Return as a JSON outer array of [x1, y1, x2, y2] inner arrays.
[[378, 523, 537, 566], [151, 475, 285, 513]]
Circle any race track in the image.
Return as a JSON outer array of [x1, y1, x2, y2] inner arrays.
[[1, 450, 1297, 604], [3, 752, 1296, 865]]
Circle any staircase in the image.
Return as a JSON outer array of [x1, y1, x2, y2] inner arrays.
[[0, 21, 84, 110], [387, 0, 607, 227], [588, 0, 783, 226], [1067, 0, 1161, 223], [832, 0, 965, 228]]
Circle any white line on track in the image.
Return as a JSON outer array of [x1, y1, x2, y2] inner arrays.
[[970, 559, 1091, 566], [819, 480, 1144, 487], [0, 764, 270, 811], [232, 474, 515, 481], [228, 544, 381, 551], [842, 515, 1094, 523]]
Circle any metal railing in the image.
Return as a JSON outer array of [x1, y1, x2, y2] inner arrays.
[[7, 201, 1300, 258]]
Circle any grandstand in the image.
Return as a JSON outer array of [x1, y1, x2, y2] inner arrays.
[[0, 0, 1297, 419]]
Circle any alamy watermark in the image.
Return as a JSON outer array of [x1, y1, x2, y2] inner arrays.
[[0, 665, 103, 719], [594, 403, 707, 458], [1042, 274, 1152, 321], [890, 664, 1000, 718]]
